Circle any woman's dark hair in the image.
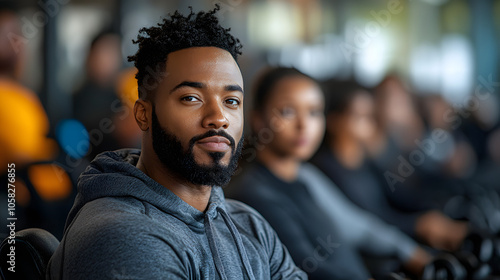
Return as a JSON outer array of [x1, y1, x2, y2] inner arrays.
[[322, 79, 371, 115], [252, 66, 315, 111]]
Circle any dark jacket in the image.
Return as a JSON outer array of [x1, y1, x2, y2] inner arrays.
[[227, 162, 373, 280]]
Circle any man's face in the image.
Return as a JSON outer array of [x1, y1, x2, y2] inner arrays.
[[150, 47, 244, 186]]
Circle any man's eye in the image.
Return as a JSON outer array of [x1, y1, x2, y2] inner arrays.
[[225, 98, 240, 106], [181, 96, 199, 102]]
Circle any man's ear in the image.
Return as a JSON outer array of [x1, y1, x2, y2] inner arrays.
[[134, 99, 151, 131]]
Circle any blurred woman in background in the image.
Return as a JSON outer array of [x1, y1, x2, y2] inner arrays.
[[228, 67, 430, 279], [72, 30, 123, 160]]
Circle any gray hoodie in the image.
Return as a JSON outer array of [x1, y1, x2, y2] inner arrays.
[[47, 149, 306, 280]]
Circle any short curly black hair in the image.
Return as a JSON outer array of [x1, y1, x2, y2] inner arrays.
[[127, 5, 243, 101]]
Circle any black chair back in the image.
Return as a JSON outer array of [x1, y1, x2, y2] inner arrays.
[[0, 228, 59, 280]]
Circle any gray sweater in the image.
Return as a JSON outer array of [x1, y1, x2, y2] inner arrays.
[[47, 149, 306, 280]]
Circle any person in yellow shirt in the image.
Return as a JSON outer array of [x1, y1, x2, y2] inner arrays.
[[0, 5, 73, 238]]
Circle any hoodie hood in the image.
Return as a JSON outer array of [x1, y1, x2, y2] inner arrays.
[[65, 148, 226, 232]]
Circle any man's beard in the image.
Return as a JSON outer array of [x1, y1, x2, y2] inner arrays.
[[151, 106, 243, 187]]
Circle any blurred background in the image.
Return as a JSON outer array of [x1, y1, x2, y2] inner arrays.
[[7, 0, 500, 121], [1, 0, 499, 240]]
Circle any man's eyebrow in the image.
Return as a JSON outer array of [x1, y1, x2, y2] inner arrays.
[[170, 81, 204, 93], [225, 84, 243, 94], [170, 81, 243, 94]]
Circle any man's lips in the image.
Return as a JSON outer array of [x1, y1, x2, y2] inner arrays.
[[196, 136, 231, 152]]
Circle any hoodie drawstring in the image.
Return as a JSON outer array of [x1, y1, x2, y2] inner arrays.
[[204, 207, 256, 280], [204, 214, 228, 280], [217, 207, 256, 280]]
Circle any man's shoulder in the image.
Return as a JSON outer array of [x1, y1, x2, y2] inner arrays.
[[55, 197, 191, 268], [68, 196, 181, 241], [68, 197, 155, 239], [78, 196, 148, 222], [49, 197, 193, 280]]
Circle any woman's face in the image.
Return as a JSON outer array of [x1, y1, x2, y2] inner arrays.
[[254, 76, 325, 161], [345, 92, 376, 142]]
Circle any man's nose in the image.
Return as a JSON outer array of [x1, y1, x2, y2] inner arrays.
[[202, 99, 229, 129]]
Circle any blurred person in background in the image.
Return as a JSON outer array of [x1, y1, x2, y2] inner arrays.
[[458, 93, 500, 190], [0, 3, 25, 80], [363, 76, 439, 211], [310, 79, 469, 252], [371, 76, 477, 211], [484, 127, 500, 187], [0, 3, 57, 168], [113, 67, 142, 149], [418, 94, 477, 181], [0, 3, 75, 239], [72, 30, 123, 160], [459, 93, 499, 164], [369, 75, 426, 155], [478, 126, 500, 190], [228, 67, 431, 280]]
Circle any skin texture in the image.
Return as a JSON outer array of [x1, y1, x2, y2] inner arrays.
[[134, 47, 244, 212], [253, 76, 325, 182]]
